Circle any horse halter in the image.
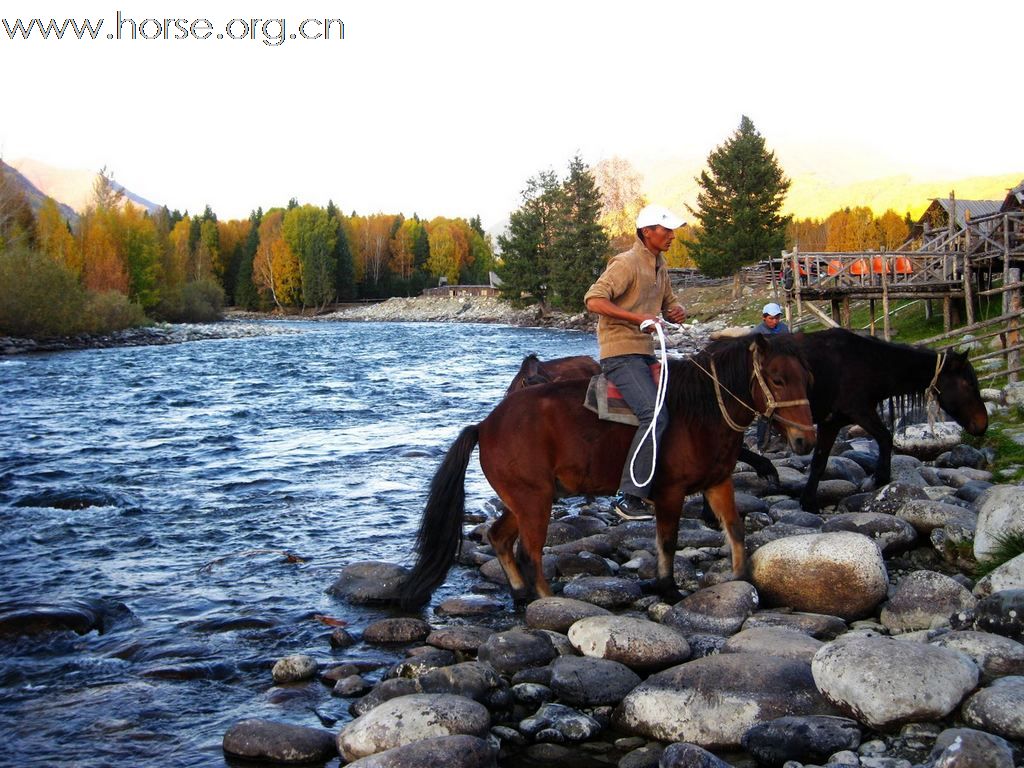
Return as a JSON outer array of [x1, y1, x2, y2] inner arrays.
[[702, 341, 810, 433], [749, 344, 811, 428]]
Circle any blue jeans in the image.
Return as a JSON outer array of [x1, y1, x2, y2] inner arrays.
[[601, 354, 667, 498]]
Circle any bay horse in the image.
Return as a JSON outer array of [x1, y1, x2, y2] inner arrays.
[[399, 334, 815, 608], [505, 353, 601, 395], [738, 328, 988, 513]]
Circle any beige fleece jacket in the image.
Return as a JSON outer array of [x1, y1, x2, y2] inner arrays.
[[584, 238, 681, 359]]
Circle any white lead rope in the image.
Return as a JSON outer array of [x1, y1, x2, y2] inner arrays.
[[629, 318, 677, 489]]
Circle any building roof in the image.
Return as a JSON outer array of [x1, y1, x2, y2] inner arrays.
[[928, 198, 1003, 228], [1001, 179, 1024, 212]]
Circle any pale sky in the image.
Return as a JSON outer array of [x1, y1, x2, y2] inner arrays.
[[2, 0, 1021, 227]]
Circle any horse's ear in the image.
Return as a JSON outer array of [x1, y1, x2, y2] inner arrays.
[[751, 334, 770, 354]]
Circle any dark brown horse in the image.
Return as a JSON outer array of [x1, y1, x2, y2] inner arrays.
[[739, 329, 988, 512], [505, 353, 601, 395], [399, 334, 815, 608]]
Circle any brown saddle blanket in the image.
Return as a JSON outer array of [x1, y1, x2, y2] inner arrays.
[[584, 362, 661, 426]]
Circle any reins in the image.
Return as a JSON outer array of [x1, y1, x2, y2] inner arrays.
[[628, 319, 673, 488], [924, 352, 946, 430], [691, 340, 810, 433]]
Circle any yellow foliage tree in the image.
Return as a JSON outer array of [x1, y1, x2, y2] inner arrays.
[[425, 217, 472, 285], [877, 209, 909, 250], [78, 207, 128, 295], [663, 225, 697, 268], [390, 218, 420, 280], [252, 210, 301, 308], [35, 197, 80, 276], [594, 156, 646, 244], [166, 217, 191, 292]]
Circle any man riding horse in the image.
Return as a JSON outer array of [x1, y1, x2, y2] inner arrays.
[[584, 204, 688, 521]]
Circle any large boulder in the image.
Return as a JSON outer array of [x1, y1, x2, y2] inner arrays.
[[879, 570, 977, 633], [222, 719, 337, 764], [821, 512, 918, 555], [343, 735, 495, 768], [741, 715, 861, 767], [337, 693, 490, 762], [615, 653, 838, 749], [930, 631, 1024, 683], [960, 676, 1024, 740], [660, 581, 759, 636], [547, 655, 641, 707], [477, 629, 557, 676], [524, 597, 612, 633], [811, 635, 979, 729], [567, 615, 691, 671], [750, 532, 888, 620], [974, 486, 1024, 560], [328, 561, 408, 604], [973, 553, 1024, 598]]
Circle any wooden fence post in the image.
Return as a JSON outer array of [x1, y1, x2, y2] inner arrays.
[[1010, 267, 1021, 384]]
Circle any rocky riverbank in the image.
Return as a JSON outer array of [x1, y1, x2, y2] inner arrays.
[[222, 389, 1024, 767], [0, 296, 737, 356]]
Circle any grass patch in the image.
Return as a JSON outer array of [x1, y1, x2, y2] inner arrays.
[[973, 528, 1024, 579], [964, 406, 1024, 484]]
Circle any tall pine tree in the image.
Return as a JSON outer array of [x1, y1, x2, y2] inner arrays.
[[688, 116, 790, 285], [549, 155, 609, 311], [497, 170, 562, 310]]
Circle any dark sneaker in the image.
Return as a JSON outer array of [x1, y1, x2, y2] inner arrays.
[[612, 493, 653, 521]]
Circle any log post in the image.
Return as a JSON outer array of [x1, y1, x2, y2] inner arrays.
[[1010, 267, 1021, 384], [881, 254, 891, 341]]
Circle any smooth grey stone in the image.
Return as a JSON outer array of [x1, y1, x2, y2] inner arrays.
[[223, 718, 337, 764], [477, 629, 556, 675], [548, 655, 641, 707], [742, 715, 861, 767]]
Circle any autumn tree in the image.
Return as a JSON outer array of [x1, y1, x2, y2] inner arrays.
[[426, 217, 470, 286], [391, 217, 421, 281], [688, 116, 791, 289], [0, 164, 35, 249], [787, 217, 828, 251], [35, 197, 80, 275], [877, 209, 909, 250], [118, 202, 161, 309], [282, 204, 337, 311], [252, 209, 300, 309], [594, 156, 646, 247], [663, 225, 698, 268], [359, 214, 397, 293]]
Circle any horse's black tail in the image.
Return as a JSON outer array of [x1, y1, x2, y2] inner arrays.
[[399, 425, 480, 610]]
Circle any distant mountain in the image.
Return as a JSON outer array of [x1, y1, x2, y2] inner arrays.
[[9, 158, 162, 215], [1, 159, 79, 223]]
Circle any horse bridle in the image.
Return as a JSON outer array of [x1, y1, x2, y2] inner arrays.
[[700, 341, 811, 433]]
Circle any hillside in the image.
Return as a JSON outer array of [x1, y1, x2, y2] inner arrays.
[[0, 160, 78, 223], [9, 158, 162, 215]]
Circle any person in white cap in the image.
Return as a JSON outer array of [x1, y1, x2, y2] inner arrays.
[[755, 302, 789, 335], [584, 204, 687, 520], [753, 301, 790, 449]]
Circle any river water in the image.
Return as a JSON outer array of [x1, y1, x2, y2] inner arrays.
[[0, 320, 598, 767]]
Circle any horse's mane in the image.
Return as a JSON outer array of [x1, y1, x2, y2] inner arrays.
[[664, 334, 806, 428]]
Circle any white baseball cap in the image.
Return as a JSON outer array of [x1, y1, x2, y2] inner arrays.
[[762, 302, 783, 316], [636, 204, 685, 230]]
